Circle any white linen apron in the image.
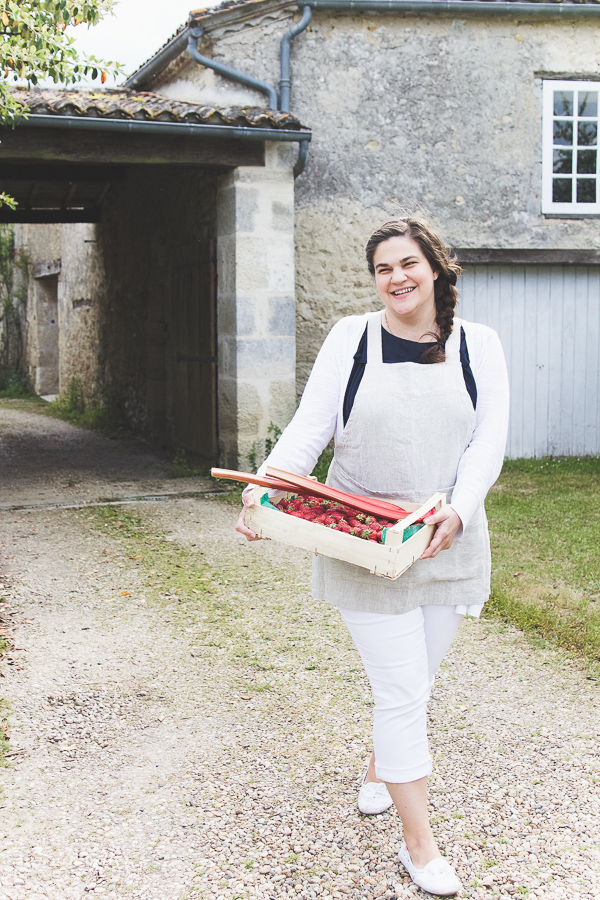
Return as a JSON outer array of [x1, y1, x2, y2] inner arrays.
[[312, 311, 491, 614]]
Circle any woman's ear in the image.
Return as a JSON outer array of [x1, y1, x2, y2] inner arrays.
[[433, 271, 439, 281]]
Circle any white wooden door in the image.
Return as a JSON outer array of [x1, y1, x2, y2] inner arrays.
[[458, 265, 600, 458]]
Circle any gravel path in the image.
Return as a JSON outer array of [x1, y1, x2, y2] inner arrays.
[[0, 413, 599, 900]]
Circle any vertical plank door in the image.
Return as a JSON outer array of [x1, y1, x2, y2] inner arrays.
[[459, 264, 600, 458], [169, 239, 218, 462]]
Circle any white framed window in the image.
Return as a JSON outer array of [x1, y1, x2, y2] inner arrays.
[[542, 80, 600, 215]]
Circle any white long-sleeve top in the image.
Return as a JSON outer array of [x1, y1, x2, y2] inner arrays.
[[251, 313, 510, 615]]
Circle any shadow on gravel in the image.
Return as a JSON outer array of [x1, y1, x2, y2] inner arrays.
[[0, 403, 215, 510]]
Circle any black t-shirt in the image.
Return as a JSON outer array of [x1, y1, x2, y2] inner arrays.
[[342, 325, 477, 427]]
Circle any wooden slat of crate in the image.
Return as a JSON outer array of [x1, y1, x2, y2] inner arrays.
[[246, 489, 445, 580]]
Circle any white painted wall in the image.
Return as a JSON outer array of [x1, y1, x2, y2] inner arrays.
[[459, 265, 600, 458]]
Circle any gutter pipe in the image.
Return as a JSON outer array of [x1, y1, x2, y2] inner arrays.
[[15, 113, 311, 145], [124, 27, 191, 90], [293, 138, 310, 177], [187, 28, 278, 110], [280, 6, 312, 113], [186, 27, 310, 176], [302, 0, 600, 15]]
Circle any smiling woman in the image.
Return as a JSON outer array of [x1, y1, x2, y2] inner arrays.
[[234, 215, 510, 897], [367, 218, 462, 361]]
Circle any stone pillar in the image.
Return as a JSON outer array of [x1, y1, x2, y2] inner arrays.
[[216, 142, 296, 469]]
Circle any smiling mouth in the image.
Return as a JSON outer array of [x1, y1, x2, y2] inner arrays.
[[390, 286, 416, 296]]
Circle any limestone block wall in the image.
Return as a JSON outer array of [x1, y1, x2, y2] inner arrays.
[[217, 142, 296, 468], [58, 223, 104, 399], [16, 223, 62, 393]]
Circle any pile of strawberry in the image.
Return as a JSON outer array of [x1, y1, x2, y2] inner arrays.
[[276, 494, 398, 543]]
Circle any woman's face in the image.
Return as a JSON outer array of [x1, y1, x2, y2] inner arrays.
[[372, 235, 438, 325]]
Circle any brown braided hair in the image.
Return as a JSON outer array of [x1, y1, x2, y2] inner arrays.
[[365, 218, 462, 364]]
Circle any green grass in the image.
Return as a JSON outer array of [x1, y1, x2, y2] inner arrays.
[[485, 457, 600, 664]]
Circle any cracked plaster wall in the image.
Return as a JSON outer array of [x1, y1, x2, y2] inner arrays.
[[154, 8, 600, 394]]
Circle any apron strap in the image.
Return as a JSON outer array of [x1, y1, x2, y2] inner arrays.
[[366, 311, 385, 366], [446, 316, 462, 362]]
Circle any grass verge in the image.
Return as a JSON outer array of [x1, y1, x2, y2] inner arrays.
[[484, 457, 600, 665]]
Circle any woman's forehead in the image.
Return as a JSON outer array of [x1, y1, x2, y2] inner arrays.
[[373, 234, 424, 266]]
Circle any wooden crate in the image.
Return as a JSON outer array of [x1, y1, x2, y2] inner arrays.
[[245, 488, 445, 580]]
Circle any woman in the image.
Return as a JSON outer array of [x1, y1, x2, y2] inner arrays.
[[236, 218, 509, 897]]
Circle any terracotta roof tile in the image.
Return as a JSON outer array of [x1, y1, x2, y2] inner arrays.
[[13, 88, 305, 130]]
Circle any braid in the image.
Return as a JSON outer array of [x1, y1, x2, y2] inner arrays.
[[419, 277, 459, 365], [365, 217, 462, 365]]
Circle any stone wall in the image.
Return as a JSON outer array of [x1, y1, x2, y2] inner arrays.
[[153, 5, 600, 391], [216, 142, 297, 468]]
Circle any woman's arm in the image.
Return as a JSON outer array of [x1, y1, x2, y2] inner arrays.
[[449, 323, 510, 532], [254, 318, 356, 478], [238, 318, 358, 536]]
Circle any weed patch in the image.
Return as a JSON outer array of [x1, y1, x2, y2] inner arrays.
[[169, 448, 210, 479], [46, 378, 128, 439]]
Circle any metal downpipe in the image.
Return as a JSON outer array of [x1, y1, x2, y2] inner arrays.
[[187, 29, 278, 109], [294, 138, 310, 177], [280, 5, 312, 113]]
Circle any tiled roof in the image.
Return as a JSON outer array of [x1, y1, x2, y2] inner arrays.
[[13, 88, 304, 130]]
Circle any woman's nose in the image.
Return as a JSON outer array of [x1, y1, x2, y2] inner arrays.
[[390, 267, 406, 283]]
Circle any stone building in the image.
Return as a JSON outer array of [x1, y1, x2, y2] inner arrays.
[[6, 0, 600, 461]]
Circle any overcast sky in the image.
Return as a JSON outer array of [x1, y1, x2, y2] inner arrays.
[[67, 0, 219, 87]]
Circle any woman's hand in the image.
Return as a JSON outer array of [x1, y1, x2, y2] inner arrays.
[[235, 491, 264, 542], [419, 507, 462, 559]]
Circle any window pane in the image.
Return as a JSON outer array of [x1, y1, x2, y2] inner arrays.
[[553, 178, 572, 203], [577, 149, 597, 174], [554, 91, 573, 116], [554, 120, 573, 145], [576, 179, 596, 203], [553, 149, 573, 174], [578, 122, 597, 146], [578, 91, 598, 117]]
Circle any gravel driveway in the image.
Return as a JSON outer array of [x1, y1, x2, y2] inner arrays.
[[0, 411, 598, 900]]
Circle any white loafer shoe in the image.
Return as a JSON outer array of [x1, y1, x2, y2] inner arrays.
[[398, 843, 462, 896], [357, 780, 393, 815]]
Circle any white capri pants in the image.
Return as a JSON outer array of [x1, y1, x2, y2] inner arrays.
[[340, 604, 463, 784]]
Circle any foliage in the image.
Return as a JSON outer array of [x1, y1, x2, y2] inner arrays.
[[0, 1, 122, 206], [484, 456, 600, 665], [264, 421, 282, 457], [169, 447, 210, 479], [46, 375, 128, 438], [311, 444, 334, 483], [0, 363, 33, 397], [0, 1, 121, 122], [246, 421, 283, 474], [0, 225, 29, 382]]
